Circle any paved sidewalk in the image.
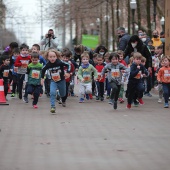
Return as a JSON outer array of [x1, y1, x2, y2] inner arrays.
[[0, 89, 170, 170]]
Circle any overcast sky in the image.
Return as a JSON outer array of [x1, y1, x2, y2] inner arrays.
[[4, 0, 53, 47]]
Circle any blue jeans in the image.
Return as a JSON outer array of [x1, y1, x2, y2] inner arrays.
[[50, 80, 66, 108], [162, 83, 170, 103]]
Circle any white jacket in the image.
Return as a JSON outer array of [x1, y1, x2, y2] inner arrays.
[[40, 37, 58, 50]]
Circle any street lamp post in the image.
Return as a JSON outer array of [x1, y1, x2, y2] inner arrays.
[[130, 0, 137, 35], [160, 16, 165, 32], [153, 0, 157, 29]]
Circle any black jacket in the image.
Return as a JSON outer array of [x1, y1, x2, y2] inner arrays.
[[129, 63, 145, 82], [124, 40, 152, 68]]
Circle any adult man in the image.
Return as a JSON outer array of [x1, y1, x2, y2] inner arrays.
[[117, 27, 131, 51], [40, 29, 58, 50]]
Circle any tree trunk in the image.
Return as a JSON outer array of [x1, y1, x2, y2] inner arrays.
[[62, 0, 66, 48], [110, 0, 115, 51], [105, 0, 109, 49], [136, 0, 141, 30], [116, 0, 120, 28], [100, 5, 103, 45], [127, 0, 131, 34], [75, 0, 79, 45], [147, 0, 151, 37]]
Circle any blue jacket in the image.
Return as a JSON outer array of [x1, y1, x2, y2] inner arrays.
[[39, 55, 47, 66]]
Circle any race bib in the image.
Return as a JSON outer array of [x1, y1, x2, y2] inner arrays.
[[51, 72, 61, 82], [97, 72, 101, 79], [21, 60, 29, 68], [32, 70, 40, 79], [111, 69, 120, 78], [164, 70, 170, 82], [83, 74, 91, 81], [134, 71, 141, 79], [3, 70, 9, 77]]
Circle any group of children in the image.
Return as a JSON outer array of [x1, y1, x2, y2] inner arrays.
[[0, 43, 170, 113]]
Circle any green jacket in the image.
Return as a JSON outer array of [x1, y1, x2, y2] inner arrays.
[[27, 63, 43, 85], [77, 64, 97, 83]]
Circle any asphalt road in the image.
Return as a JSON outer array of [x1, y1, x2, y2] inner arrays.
[[0, 87, 170, 170]]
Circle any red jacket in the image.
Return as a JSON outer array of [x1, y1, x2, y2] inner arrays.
[[119, 60, 127, 67], [14, 55, 31, 74], [95, 63, 105, 82], [14, 55, 31, 67]]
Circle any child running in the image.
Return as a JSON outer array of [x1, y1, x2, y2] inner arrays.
[[41, 49, 71, 113], [117, 50, 127, 103], [157, 56, 170, 108], [61, 49, 75, 107], [0, 55, 11, 99], [10, 48, 20, 97], [77, 52, 98, 103], [14, 43, 31, 100], [126, 52, 145, 109], [95, 54, 105, 101], [25, 52, 43, 108], [101, 52, 127, 110]]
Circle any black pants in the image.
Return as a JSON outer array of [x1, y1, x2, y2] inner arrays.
[[127, 80, 144, 105], [12, 74, 18, 94], [109, 82, 121, 101], [17, 74, 25, 99], [62, 82, 70, 102], [3, 80, 8, 97], [45, 78, 51, 95], [27, 84, 41, 105], [95, 81, 104, 98]]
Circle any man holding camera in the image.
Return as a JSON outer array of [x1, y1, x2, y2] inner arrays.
[[40, 29, 58, 50]]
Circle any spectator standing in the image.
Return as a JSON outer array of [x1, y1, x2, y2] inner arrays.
[[117, 27, 131, 51], [40, 29, 58, 50]]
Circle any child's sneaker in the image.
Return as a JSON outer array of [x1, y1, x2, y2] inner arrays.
[[11, 93, 15, 97], [86, 94, 89, 100], [96, 96, 100, 100], [100, 97, 104, 101], [126, 104, 131, 109], [106, 95, 110, 99], [71, 92, 74, 96], [62, 102, 66, 107], [33, 105, 38, 109], [23, 97, 28, 103], [50, 107, 56, 113], [138, 98, 144, 105], [164, 103, 169, 108], [118, 98, 124, 103], [58, 98, 62, 104], [89, 94, 93, 99], [79, 98, 84, 103], [108, 99, 113, 104], [133, 101, 139, 107], [158, 98, 162, 103]]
